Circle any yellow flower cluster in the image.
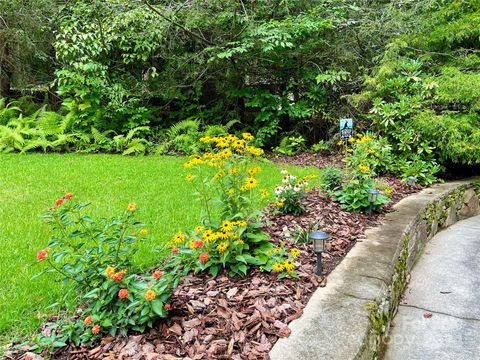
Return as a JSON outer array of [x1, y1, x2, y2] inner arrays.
[[272, 259, 296, 273], [384, 186, 394, 195], [358, 164, 370, 172], [183, 134, 263, 169], [260, 189, 269, 198], [192, 220, 247, 243], [290, 248, 300, 257], [355, 134, 373, 144], [198, 134, 263, 156], [248, 166, 262, 176]]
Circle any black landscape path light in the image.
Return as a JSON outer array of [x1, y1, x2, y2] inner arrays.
[[367, 189, 380, 217], [407, 176, 417, 186], [309, 230, 329, 276]]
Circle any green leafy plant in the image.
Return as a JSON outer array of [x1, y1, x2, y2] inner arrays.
[[177, 133, 297, 277], [320, 166, 344, 194], [33, 196, 181, 351], [275, 135, 306, 156], [398, 155, 441, 186], [334, 178, 389, 213], [311, 140, 331, 154], [288, 220, 321, 244], [344, 133, 395, 176], [334, 133, 391, 213]]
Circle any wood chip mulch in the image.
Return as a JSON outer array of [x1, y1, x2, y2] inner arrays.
[[12, 157, 420, 360], [267, 152, 343, 169]]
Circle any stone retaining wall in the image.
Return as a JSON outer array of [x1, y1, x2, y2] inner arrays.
[[270, 179, 480, 360]]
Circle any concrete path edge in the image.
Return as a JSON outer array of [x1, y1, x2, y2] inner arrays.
[[269, 178, 480, 360]]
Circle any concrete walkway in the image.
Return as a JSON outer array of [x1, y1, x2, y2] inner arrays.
[[385, 215, 480, 360]]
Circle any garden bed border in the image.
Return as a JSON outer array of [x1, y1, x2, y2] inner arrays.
[[270, 178, 480, 360]]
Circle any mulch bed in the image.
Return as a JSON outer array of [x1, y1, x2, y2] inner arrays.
[[267, 152, 343, 169], [13, 156, 420, 360]]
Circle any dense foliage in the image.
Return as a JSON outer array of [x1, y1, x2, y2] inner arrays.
[[363, 0, 480, 167], [1, 0, 478, 169]]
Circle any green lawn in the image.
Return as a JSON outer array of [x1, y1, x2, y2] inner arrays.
[[0, 153, 319, 343]]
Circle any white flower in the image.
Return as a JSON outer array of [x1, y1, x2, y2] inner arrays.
[[294, 187, 300, 192], [281, 169, 288, 175]]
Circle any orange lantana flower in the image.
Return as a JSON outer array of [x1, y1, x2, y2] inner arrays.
[[145, 290, 156, 301], [92, 324, 100, 335], [118, 289, 129, 299], [199, 252, 209, 264], [36, 248, 49, 261]]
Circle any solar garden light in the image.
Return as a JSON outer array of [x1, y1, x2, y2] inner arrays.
[[407, 176, 417, 186], [309, 230, 329, 276], [367, 189, 380, 217]]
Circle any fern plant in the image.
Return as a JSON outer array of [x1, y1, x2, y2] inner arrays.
[[155, 119, 239, 155]]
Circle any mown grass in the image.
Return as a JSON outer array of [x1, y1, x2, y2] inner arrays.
[[0, 153, 320, 344]]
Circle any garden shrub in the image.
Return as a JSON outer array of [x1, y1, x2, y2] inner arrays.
[[274, 135, 307, 156], [311, 140, 332, 154], [334, 178, 389, 213], [364, 0, 480, 168], [320, 166, 343, 194], [34, 195, 182, 350]]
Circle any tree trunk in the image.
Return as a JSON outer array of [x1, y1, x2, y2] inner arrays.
[[46, 41, 61, 110], [0, 45, 11, 99], [0, 76, 10, 99]]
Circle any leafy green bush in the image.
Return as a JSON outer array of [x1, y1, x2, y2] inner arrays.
[[364, 1, 480, 168], [275, 135, 307, 156], [34, 196, 181, 351], [311, 140, 332, 154], [396, 155, 441, 186], [334, 178, 389, 213], [320, 166, 344, 194], [0, 100, 153, 155]]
